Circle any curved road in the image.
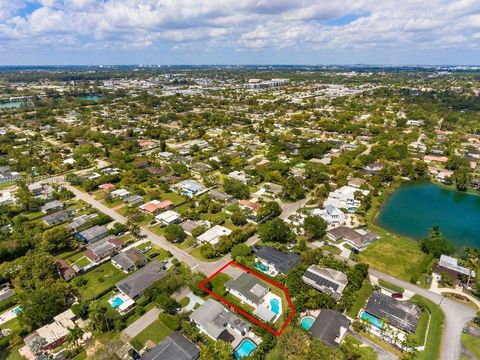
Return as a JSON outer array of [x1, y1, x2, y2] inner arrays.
[[66, 184, 475, 360]]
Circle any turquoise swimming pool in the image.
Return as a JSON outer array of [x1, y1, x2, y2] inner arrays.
[[13, 306, 22, 315], [111, 296, 125, 308], [361, 311, 384, 329], [270, 298, 280, 315], [234, 339, 257, 359], [300, 316, 315, 331], [254, 261, 269, 272]]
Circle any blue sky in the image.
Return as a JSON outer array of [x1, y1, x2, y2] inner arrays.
[[0, 1, 479, 65]]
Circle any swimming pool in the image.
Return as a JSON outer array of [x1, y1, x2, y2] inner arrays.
[[254, 261, 269, 272], [360, 311, 384, 329], [111, 296, 125, 308], [13, 306, 22, 315], [234, 339, 257, 359], [300, 316, 315, 331], [270, 298, 280, 315]]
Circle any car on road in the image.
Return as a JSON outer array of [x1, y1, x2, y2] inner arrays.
[[391, 293, 403, 299]]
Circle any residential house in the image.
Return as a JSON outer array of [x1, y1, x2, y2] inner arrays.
[[362, 162, 384, 175], [172, 180, 207, 198], [156, 210, 181, 225], [238, 200, 261, 215], [0, 191, 16, 206], [364, 292, 421, 334], [41, 200, 64, 214], [141, 331, 200, 360], [112, 249, 147, 273], [84, 235, 123, 263], [302, 265, 348, 301], [327, 226, 379, 251], [23, 309, 77, 352], [111, 189, 131, 199], [432, 254, 476, 283], [225, 273, 269, 308], [98, 183, 115, 192], [115, 261, 167, 300], [262, 182, 283, 197], [43, 210, 70, 226], [324, 186, 369, 211], [196, 225, 231, 246], [140, 200, 174, 215], [124, 194, 143, 206], [309, 310, 350, 347], [66, 213, 97, 232], [179, 220, 206, 236], [0, 284, 15, 303], [228, 171, 251, 185], [312, 205, 347, 227], [253, 245, 302, 275], [207, 189, 235, 204], [190, 299, 251, 342], [75, 225, 108, 244], [55, 260, 76, 281]]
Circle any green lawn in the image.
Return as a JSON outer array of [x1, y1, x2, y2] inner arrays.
[[179, 297, 190, 308], [461, 334, 480, 359], [357, 231, 426, 281], [160, 191, 186, 206], [158, 313, 180, 331], [409, 311, 430, 347], [74, 262, 128, 301], [130, 320, 171, 350], [208, 273, 231, 297], [190, 246, 221, 262], [1, 345, 24, 360], [343, 335, 378, 360], [411, 295, 444, 360], [347, 278, 373, 318], [377, 279, 404, 294], [321, 244, 342, 255]]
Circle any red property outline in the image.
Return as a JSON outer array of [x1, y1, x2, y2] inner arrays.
[[198, 260, 295, 336]]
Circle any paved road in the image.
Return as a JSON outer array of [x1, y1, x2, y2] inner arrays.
[[68, 184, 474, 360], [122, 307, 161, 339], [350, 331, 398, 360]]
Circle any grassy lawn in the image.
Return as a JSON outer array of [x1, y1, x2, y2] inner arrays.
[[411, 295, 444, 360], [160, 191, 186, 206], [321, 244, 342, 255], [174, 236, 195, 250], [378, 279, 404, 294], [190, 246, 221, 262], [461, 333, 480, 359], [347, 278, 373, 318], [179, 297, 190, 308], [208, 273, 232, 297], [1, 345, 24, 360], [75, 256, 92, 268], [409, 311, 430, 346], [356, 231, 426, 281], [158, 313, 180, 331], [344, 335, 378, 360], [130, 320, 171, 350], [74, 262, 128, 301]]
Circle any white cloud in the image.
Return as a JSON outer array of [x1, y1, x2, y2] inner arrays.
[[0, 0, 478, 61]]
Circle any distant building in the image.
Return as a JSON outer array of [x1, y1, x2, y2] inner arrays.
[[172, 180, 207, 198], [75, 225, 108, 244], [327, 227, 378, 251], [43, 210, 71, 226], [140, 199, 174, 215], [324, 186, 369, 211], [312, 205, 347, 227], [40, 200, 64, 214], [84, 235, 123, 263]]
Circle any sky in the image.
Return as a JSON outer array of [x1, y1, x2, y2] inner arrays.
[[0, 0, 479, 65]]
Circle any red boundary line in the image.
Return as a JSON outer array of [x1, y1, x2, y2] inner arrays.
[[198, 260, 295, 336]]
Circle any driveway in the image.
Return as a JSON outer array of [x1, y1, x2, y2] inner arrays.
[[122, 307, 161, 339]]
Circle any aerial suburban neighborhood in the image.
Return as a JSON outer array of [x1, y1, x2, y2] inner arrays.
[[0, 1, 480, 356]]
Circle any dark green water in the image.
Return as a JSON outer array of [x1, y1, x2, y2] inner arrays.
[[376, 182, 480, 249]]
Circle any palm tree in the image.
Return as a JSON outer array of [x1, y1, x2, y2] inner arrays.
[[65, 325, 83, 349], [462, 246, 479, 288]]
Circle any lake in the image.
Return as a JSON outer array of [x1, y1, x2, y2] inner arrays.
[[79, 95, 103, 101], [376, 182, 480, 249]]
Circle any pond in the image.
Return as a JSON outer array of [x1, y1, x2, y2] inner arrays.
[[79, 95, 103, 101], [376, 182, 480, 249]]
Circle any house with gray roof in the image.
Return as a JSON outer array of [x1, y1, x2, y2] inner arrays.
[[225, 273, 269, 308], [309, 310, 350, 347], [41, 200, 64, 214], [364, 292, 421, 334], [84, 235, 123, 263], [327, 226, 378, 251], [190, 299, 251, 342], [74, 225, 108, 244], [302, 265, 348, 301], [43, 210, 71, 226], [141, 331, 199, 360], [116, 261, 166, 300], [253, 245, 301, 275], [66, 213, 97, 232]]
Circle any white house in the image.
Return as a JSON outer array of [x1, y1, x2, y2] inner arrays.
[[155, 210, 181, 225], [324, 186, 369, 211], [196, 225, 231, 245], [111, 189, 131, 199], [312, 205, 347, 227]]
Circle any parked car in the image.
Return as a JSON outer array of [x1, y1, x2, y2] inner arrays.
[[391, 293, 403, 299]]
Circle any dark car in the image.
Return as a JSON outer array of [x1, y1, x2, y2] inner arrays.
[[391, 293, 403, 299]]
